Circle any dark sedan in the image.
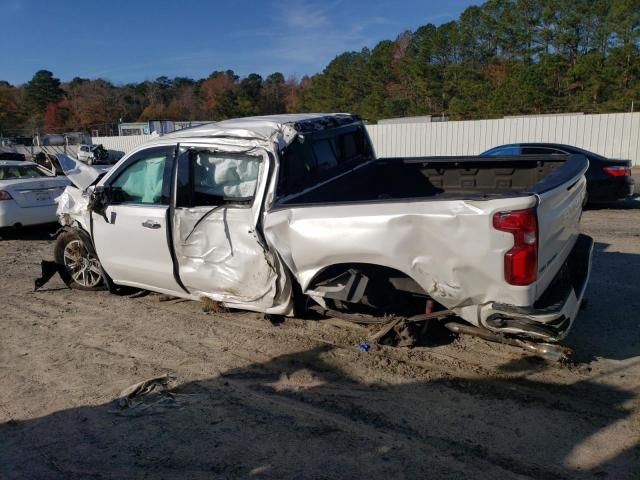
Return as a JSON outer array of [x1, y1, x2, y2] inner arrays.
[[480, 143, 635, 204]]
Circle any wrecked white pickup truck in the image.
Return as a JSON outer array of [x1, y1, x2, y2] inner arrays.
[[47, 113, 593, 360]]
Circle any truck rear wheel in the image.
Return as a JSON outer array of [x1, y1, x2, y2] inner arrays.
[[54, 230, 104, 291]]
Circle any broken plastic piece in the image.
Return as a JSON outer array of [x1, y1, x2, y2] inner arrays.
[[358, 339, 371, 352], [116, 374, 174, 408], [111, 374, 204, 417], [56, 154, 102, 190]]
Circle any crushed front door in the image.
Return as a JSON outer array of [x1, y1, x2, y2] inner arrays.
[[171, 147, 280, 309]]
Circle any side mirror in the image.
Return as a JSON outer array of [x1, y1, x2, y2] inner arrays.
[[88, 186, 111, 219], [88, 186, 127, 218]]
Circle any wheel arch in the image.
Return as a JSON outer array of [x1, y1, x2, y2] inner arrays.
[[54, 224, 94, 254], [304, 262, 429, 302], [54, 223, 118, 292]]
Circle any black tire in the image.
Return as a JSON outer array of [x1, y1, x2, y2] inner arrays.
[[54, 230, 104, 291]]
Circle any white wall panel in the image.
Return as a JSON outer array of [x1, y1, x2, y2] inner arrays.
[[90, 113, 640, 165], [366, 112, 640, 165]]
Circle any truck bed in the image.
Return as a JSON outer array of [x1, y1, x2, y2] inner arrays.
[[277, 155, 584, 206]]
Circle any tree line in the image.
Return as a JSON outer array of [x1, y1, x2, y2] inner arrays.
[[0, 0, 638, 136]]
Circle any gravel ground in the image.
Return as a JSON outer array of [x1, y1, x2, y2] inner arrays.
[[0, 195, 639, 479]]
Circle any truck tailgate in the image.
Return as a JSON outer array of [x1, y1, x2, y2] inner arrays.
[[534, 163, 587, 300]]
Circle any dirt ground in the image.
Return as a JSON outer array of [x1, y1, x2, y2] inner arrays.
[[1, 198, 639, 479]]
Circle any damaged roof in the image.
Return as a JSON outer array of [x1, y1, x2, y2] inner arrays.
[[163, 113, 361, 148]]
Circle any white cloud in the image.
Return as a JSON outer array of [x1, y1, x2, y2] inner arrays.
[[257, 0, 396, 74], [6, 0, 24, 12], [284, 8, 329, 29]]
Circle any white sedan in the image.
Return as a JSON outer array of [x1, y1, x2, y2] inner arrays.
[[0, 160, 70, 228]]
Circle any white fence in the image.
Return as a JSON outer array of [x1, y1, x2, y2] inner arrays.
[[90, 112, 640, 165], [91, 134, 153, 155], [367, 112, 640, 165], [1, 144, 79, 158]]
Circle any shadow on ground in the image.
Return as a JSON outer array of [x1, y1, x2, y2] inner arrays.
[[586, 192, 640, 210], [566, 242, 640, 362], [1, 346, 637, 479], [0, 223, 58, 241]]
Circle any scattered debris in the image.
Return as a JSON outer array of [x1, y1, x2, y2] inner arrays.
[[116, 374, 174, 408], [358, 339, 371, 352], [443, 321, 573, 362], [201, 296, 227, 314], [367, 309, 452, 347], [112, 374, 184, 416], [158, 294, 178, 302], [368, 317, 402, 344], [388, 320, 421, 347]]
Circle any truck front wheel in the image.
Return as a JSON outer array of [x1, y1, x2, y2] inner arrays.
[[54, 230, 104, 291]]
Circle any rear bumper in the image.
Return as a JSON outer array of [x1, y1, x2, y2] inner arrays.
[[0, 200, 58, 228], [479, 234, 594, 342]]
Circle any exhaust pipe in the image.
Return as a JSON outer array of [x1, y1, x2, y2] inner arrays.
[[443, 321, 571, 362]]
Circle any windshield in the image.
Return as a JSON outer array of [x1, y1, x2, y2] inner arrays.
[[0, 165, 47, 180]]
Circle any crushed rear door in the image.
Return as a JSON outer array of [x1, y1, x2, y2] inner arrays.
[[170, 146, 291, 313]]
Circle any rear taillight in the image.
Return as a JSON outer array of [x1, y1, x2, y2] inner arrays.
[[0, 190, 12, 201], [603, 166, 631, 177], [493, 208, 538, 285]]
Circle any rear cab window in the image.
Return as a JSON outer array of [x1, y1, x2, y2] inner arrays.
[[277, 125, 373, 197]]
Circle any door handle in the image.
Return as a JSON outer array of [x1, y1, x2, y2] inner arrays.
[[142, 220, 161, 229]]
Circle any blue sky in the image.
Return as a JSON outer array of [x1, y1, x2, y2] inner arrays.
[[1, 0, 478, 85]]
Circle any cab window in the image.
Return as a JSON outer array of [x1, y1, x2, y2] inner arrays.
[[176, 149, 261, 208], [109, 147, 173, 205]]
